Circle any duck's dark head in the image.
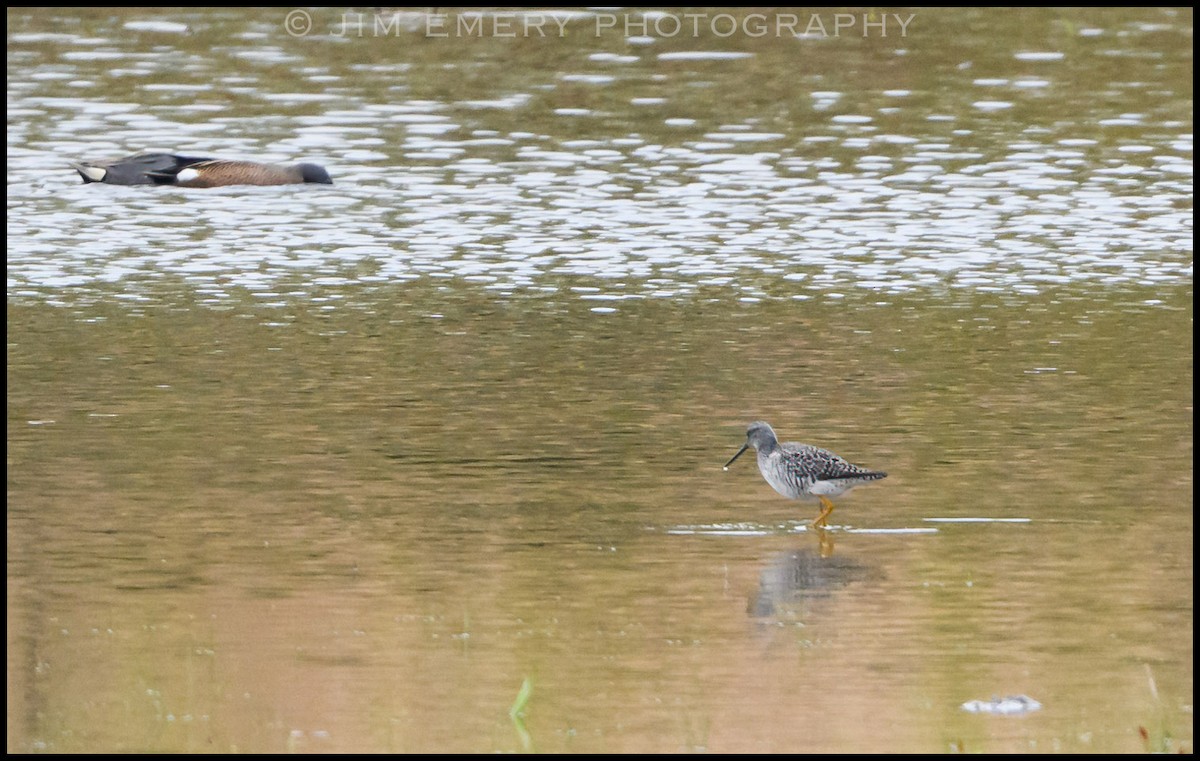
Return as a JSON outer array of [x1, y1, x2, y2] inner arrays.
[[297, 163, 333, 184]]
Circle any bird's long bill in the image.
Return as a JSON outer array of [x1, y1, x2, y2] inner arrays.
[[723, 443, 750, 470]]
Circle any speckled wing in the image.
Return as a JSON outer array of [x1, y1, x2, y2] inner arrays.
[[781, 443, 886, 482]]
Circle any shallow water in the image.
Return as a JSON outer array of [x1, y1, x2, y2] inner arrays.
[[6, 7, 1193, 754]]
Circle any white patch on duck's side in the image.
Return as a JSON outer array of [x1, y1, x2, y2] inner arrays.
[[174, 167, 201, 184], [78, 165, 108, 182]]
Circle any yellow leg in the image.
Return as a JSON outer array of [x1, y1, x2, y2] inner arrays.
[[817, 527, 834, 558], [814, 496, 835, 527]]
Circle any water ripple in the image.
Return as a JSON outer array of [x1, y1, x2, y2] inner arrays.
[[6, 9, 1192, 310]]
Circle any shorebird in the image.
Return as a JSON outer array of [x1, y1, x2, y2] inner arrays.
[[724, 421, 886, 527]]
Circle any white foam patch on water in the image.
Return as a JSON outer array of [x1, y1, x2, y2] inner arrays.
[[841, 528, 940, 534], [923, 518, 1032, 523], [1014, 51, 1065, 61], [124, 21, 189, 33], [665, 523, 780, 536], [656, 52, 754, 61]]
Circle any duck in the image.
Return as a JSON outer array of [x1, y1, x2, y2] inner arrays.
[[70, 152, 333, 187], [70, 152, 212, 185]]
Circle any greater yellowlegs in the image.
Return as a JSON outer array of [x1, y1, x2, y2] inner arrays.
[[724, 421, 887, 527]]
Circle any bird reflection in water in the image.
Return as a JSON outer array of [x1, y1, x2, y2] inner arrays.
[[748, 545, 873, 619]]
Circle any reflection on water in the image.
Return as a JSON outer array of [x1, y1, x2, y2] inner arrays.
[[6, 6, 1193, 755], [749, 547, 873, 619]]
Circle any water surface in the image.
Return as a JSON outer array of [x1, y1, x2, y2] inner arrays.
[[6, 7, 1193, 754]]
